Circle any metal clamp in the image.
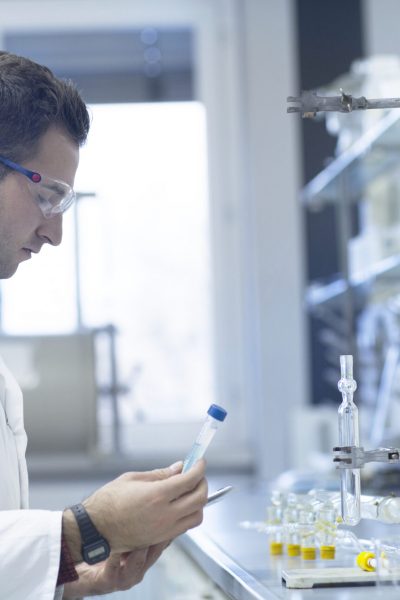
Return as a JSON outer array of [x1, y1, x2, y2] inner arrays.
[[333, 446, 400, 469], [287, 89, 400, 118]]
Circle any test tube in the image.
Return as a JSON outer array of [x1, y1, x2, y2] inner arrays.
[[337, 355, 361, 526], [182, 404, 227, 473]]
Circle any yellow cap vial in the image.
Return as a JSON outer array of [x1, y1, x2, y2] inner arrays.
[[356, 551, 376, 572], [301, 546, 316, 560], [287, 544, 301, 557], [269, 542, 283, 555], [320, 545, 336, 560]]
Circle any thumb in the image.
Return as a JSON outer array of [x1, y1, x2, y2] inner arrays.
[[137, 461, 183, 482], [104, 553, 123, 572]]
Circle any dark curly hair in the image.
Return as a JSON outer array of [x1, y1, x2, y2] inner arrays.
[[0, 51, 90, 179]]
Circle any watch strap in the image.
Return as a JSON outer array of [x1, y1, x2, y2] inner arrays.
[[70, 503, 101, 544]]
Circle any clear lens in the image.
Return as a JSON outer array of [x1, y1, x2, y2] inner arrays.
[[27, 175, 75, 218]]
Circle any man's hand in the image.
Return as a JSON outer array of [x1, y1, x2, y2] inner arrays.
[[63, 542, 169, 598], [63, 459, 208, 562]]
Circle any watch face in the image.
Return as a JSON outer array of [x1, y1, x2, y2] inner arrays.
[[83, 539, 111, 564]]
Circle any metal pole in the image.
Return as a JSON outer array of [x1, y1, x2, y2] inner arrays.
[[107, 324, 121, 455], [73, 192, 96, 330]]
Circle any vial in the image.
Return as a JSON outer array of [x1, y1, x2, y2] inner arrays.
[[299, 502, 316, 560], [182, 404, 227, 472], [316, 499, 337, 560], [283, 493, 301, 557], [338, 355, 361, 526], [266, 491, 284, 555]]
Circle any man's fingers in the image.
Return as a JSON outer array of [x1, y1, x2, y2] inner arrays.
[[104, 552, 125, 572], [171, 477, 208, 514], [120, 542, 167, 572], [161, 459, 207, 500], [143, 462, 183, 481], [143, 542, 168, 570], [120, 548, 148, 569], [120, 461, 183, 483], [173, 509, 205, 537]]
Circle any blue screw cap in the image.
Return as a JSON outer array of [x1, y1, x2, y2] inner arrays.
[[207, 404, 227, 421]]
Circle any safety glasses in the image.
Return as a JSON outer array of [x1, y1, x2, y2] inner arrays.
[[0, 155, 76, 218]]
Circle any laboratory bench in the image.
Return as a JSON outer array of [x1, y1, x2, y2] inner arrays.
[[177, 474, 400, 599]]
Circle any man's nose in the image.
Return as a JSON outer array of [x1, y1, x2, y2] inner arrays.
[[36, 213, 63, 246]]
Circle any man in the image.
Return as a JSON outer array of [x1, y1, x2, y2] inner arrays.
[[0, 51, 208, 599]]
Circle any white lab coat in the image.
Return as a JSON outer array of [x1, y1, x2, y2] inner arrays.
[[0, 355, 64, 600]]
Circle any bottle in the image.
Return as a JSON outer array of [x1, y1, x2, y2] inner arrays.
[[337, 355, 361, 526], [182, 404, 227, 472]]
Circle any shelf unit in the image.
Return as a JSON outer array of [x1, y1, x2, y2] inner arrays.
[[302, 109, 400, 209], [303, 108, 400, 314], [303, 109, 400, 427]]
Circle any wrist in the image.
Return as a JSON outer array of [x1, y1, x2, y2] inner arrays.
[[62, 509, 83, 564], [68, 503, 111, 564]]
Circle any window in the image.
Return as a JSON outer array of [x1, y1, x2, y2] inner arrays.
[[0, 1, 252, 467], [78, 102, 215, 429]]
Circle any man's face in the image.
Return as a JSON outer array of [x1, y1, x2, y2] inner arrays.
[[0, 125, 79, 278]]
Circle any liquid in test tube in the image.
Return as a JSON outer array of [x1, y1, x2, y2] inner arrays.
[[182, 404, 227, 473]]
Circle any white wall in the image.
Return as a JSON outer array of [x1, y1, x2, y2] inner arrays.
[[364, 0, 400, 56], [237, 0, 307, 478]]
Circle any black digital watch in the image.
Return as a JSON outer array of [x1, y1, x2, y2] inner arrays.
[[69, 503, 111, 565]]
